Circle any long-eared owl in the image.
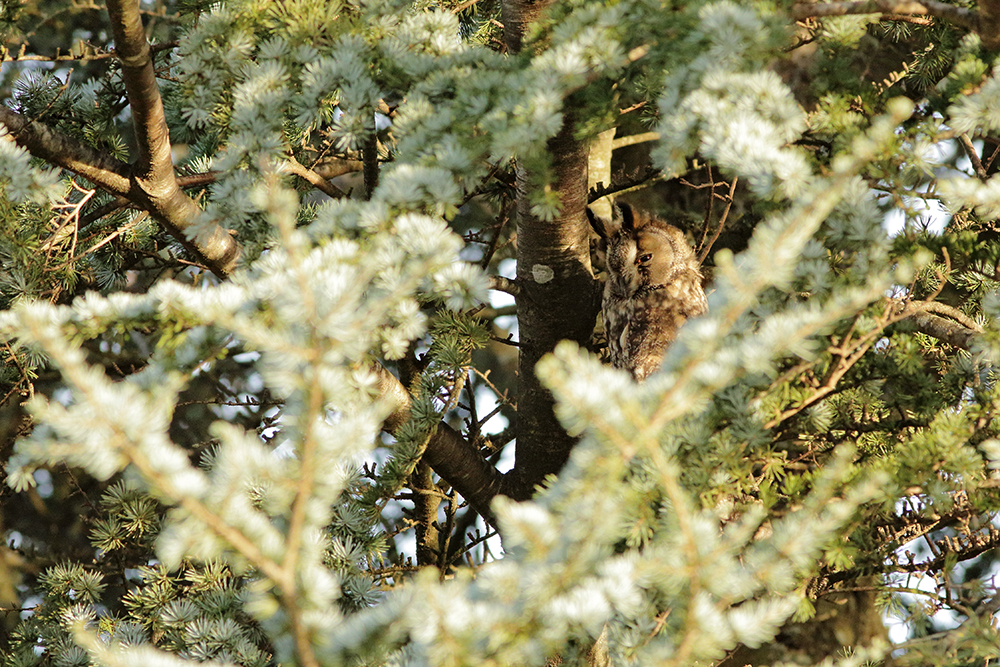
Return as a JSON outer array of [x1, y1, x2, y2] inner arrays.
[[588, 202, 707, 381]]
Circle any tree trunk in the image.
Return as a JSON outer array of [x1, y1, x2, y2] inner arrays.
[[509, 120, 599, 497], [493, 0, 602, 498]]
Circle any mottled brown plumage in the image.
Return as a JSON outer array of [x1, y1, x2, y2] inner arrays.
[[588, 203, 707, 380]]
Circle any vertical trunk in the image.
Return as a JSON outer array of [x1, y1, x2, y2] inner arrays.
[[501, 0, 601, 498], [501, 0, 549, 54], [509, 121, 600, 497]]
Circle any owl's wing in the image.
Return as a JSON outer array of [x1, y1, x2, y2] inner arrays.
[[625, 275, 707, 380]]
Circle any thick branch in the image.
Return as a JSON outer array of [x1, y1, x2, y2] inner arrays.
[[312, 157, 364, 180], [0, 106, 239, 275], [791, 1, 979, 31], [906, 309, 981, 349], [285, 156, 347, 199], [892, 299, 983, 350], [104, 0, 240, 276], [106, 0, 172, 180], [374, 363, 506, 520], [0, 106, 132, 195], [423, 423, 507, 521], [792, 0, 1000, 47]]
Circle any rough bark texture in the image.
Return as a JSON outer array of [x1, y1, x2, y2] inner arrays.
[[509, 120, 600, 498], [978, 0, 1000, 50], [500, 0, 550, 53], [391, 0, 601, 512], [495, 0, 602, 500]]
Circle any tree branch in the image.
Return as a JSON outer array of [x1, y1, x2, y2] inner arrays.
[[0, 107, 132, 194], [106, 0, 171, 180], [898, 301, 983, 350], [102, 0, 240, 276], [285, 156, 347, 199], [791, 1, 979, 32], [792, 0, 1000, 47], [373, 363, 507, 521], [488, 275, 519, 296], [312, 157, 364, 180]]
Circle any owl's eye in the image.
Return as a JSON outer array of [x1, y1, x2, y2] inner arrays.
[[637, 253, 653, 264]]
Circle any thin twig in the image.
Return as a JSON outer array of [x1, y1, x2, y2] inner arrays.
[[698, 177, 737, 264], [959, 133, 989, 182], [450, 0, 482, 13], [696, 165, 716, 251], [588, 166, 662, 203], [479, 198, 514, 270]]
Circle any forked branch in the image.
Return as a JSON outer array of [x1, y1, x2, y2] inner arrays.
[[0, 0, 242, 277]]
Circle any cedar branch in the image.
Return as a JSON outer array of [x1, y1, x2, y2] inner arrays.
[[103, 0, 240, 276], [791, 1, 1000, 48], [791, 1, 978, 31], [374, 363, 508, 521]]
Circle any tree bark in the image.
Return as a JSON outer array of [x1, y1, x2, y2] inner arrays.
[[380, 0, 603, 516], [493, 0, 603, 499], [501, 0, 551, 53], [508, 118, 599, 498], [104, 0, 240, 277]]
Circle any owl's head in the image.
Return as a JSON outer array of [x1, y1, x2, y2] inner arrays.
[[587, 202, 699, 298]]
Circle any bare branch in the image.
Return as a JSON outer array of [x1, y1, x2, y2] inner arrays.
[[588, 166, 662, 203], [103, 0, 241, 276], [285, 156, 347, 199], [373, 363, 508, 520], [959, 133, 989, 182], [611, 131, 660, 150], [311, 157, 364, 180], [106, 0, 172, 179], [698, 176, 738, 264], [488, 275, 519, 296], [791, 1, 979, 32], [895, 300, 984, 350]]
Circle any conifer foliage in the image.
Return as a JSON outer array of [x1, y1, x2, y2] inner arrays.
[[2, 0, 1000, 665]]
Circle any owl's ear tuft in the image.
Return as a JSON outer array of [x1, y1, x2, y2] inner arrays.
[[587, 206, 615, 240], [616, 202, 635, 231]]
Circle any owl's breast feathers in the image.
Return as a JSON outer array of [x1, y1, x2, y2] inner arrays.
[[637, 268, 708, 318], [617, 268, 706, 380]]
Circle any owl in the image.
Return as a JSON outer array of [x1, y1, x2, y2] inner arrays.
[[588, 202, 707, 381]]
